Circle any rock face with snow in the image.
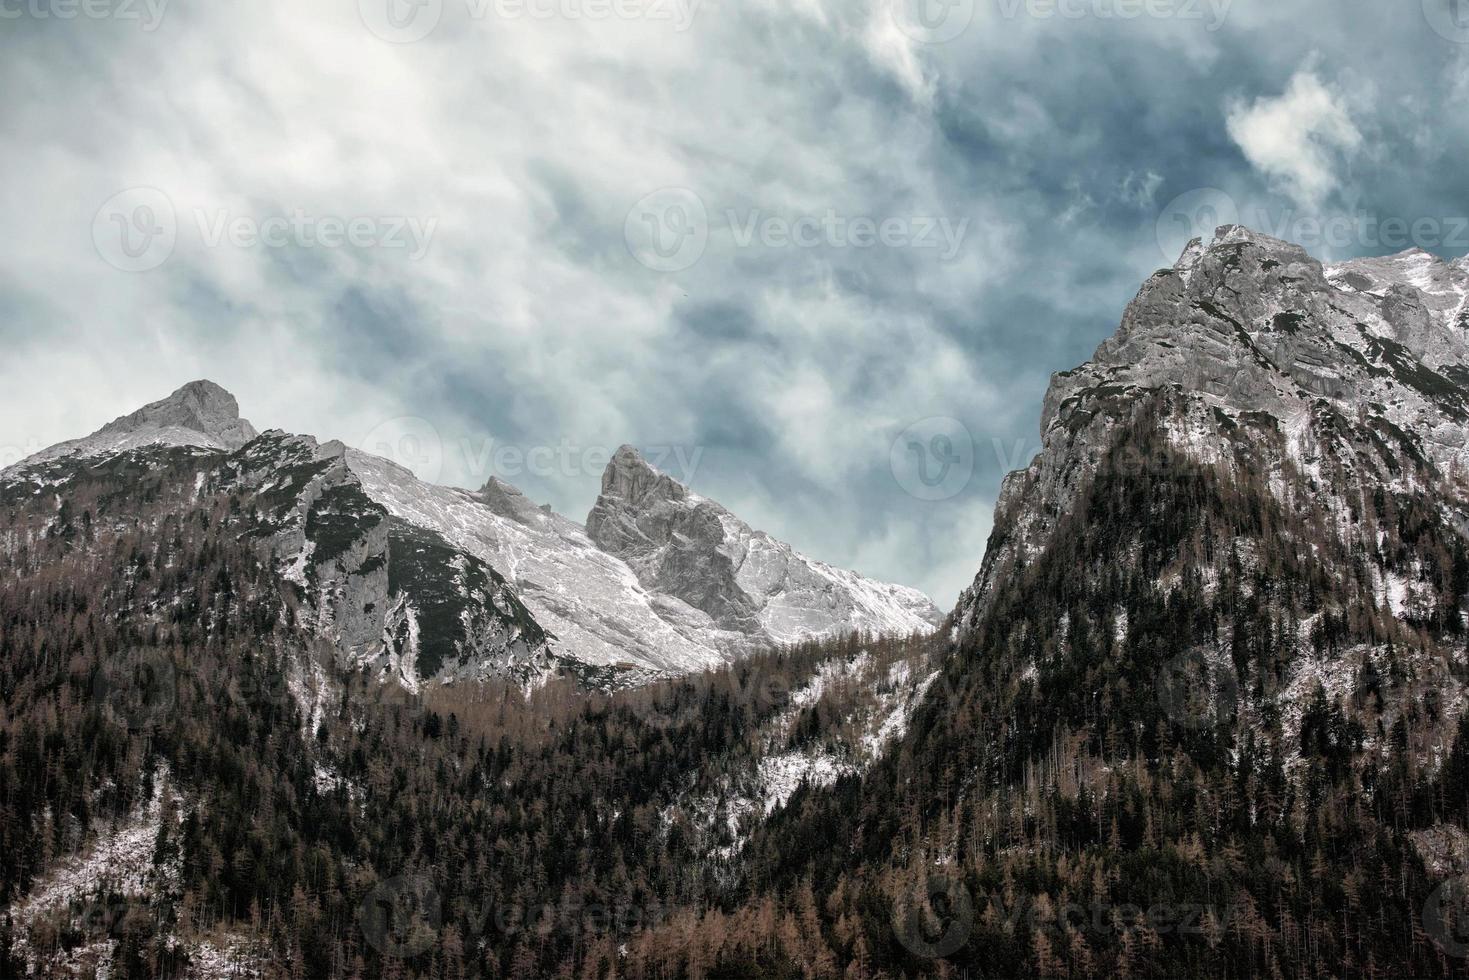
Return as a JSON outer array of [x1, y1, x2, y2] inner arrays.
[[348, 444, 941, 679], [957, 224, 1469, 629], [7, 380, 259, 473], [588, 445, 944, 645], [2, 382, 940, 688]]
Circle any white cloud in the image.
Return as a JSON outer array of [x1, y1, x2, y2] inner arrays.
[[1225, 68, 1363, 208]]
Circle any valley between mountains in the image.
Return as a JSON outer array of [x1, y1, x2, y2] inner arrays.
[[10, 225, 1469, 977]]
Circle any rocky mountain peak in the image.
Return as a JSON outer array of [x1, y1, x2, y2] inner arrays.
[[585, 444, 941, 641], [97, 379, 258, 450], [597, 445, 694, 514], [961, 224, 1469, 628], [3, 379, 260, 478], [478, 475, 547, 525]]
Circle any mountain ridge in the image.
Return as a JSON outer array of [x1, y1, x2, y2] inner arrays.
[[2, 384, 940, 686], [958, 224, 1469, 628]]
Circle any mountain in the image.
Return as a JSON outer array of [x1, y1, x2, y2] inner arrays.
[[16, 380, 259, 471], [1, 382, 940, 689], [958, 224, 1469, 629], [18, 227, 1469, 978], [733, 226, 1469, 978], [587, 445, 942, 645]]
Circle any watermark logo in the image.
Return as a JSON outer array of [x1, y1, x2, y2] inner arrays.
[[893, 874, 975, 959], [628, 668, 793, 730], [223, 663, 297, 712], [1156, 646, 1239, 730], [358, 417, 706, 488], [891, 417, 975, 502], [1425, 875, 1469, 957], [361, 416, 446, 485], [1424, 0, 1469, 44], [194, 210, 436, 260], [75, 896, 135, 939], [727, 209, 968, 260], [93, 188, 177, 273], [1156, 187, 1239, 265], [93, 189, 437, 271], [625, 189, 970, 273], [1156, 188, 1469, 263], [0, 0, 169, 30], [891, 0, 974, 43], [361, 0, 701, 43], [0, 437, 45, 471], [90, 654, 178, 733], [359, 0, 444, 42], [360, 875, 442, 958], [996, 0, 1231, 31], [626, 188, 709, 273]]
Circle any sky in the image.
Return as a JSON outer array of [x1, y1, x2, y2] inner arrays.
[[3, 0, 1469, 608]]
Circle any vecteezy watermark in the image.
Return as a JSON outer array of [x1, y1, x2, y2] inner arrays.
[[361, 875, 670, 957], [726, 210, 969, 260], [895, 881, 1253, 960], [92, 188, 438, 272], [891, 417, 976, 502], [626, 666, 795, 730], [625, 188, 709, 273], [361, 416, 447, 484], [1156, 646, 1239, 730], [996, 0, 1232, 31], [891, 0, 975, 43], [193, 209, 436, 260], [360, 876, 442, 958], [1156, 187, 1240, 265], [0, 0, 168, 30], [1424, 875, 1469, 958], [893, 874, 975, 959], [359, 416, 705, 489], [625, 189, 971, 273], [93, 188, 178, 273], [1155, 188, 1469, 263], [73, 896, 137, 940], [1423, 0, 1469, 44], [0, 437, 45, 471], [90, 653, 178, 733], [358, 0, 702, 43], [222, 660, 297, 712]]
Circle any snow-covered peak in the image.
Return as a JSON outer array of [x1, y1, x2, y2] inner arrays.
[[959, 225, 1469, 629], [587, 444, 943, 643], [94, 380, 256, 449], [1212, 223, 1310, 254], [5, 380, 259, 476], [478, 475, 549, 524], [1328, 247, 1468, 297], [598, 444, 703, 512], [10, 379, 939, 682]]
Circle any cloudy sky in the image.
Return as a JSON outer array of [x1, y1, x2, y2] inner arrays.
[[3, 0, 1468, 607]]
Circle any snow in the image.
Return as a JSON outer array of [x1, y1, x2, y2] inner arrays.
[[13, 767, 180, 925], [348, 448, 937, 680], [665, 649, 941, 862], [186, 939, 264, 978], [280, 539, 315, 587], [348, 449, 733, 676], [11, 767, 184, 977]]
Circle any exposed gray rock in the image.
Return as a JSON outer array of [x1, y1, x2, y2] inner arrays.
[[588, 445, 944, 646], [4, 380, 259, 477], [958, 224, 1469, 628]]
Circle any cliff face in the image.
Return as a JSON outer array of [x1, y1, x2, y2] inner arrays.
[[958, 225, 1469, 630]]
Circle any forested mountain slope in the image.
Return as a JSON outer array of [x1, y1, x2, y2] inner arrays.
[[10, 226, 1469, 978]]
